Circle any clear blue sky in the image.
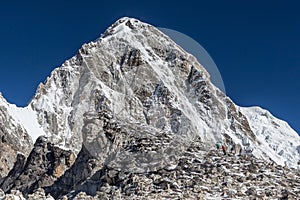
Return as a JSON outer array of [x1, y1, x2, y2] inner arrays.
[[0, 1, 299, 134]]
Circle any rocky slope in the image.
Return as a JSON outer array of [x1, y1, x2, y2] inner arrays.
[[0, 17, 300, 199], [1, 142, 299, 199]]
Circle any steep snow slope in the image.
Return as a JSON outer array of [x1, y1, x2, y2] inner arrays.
[[0, 93, 40, 146], [240, 106, 300, 168], [1, 17, 299, 169], [0, 95, 45, 142]]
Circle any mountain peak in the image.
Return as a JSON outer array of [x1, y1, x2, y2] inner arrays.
[[0, 17, 299, 178], [101, 17, 146, 37], [27, 17, 300, 168], [0, 17, 300, 199]]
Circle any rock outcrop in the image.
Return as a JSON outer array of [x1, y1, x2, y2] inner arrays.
[[0, 136, 74, 196]]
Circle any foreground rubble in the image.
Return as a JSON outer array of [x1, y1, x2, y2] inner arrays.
[[90, 147, 300, 199], [1, 144, 299, 199]]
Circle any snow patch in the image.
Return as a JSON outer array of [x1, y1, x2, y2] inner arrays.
[[0, 98, 45, 142]]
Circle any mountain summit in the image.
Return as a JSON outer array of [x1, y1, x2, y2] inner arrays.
[[0, 17, 299, 199]]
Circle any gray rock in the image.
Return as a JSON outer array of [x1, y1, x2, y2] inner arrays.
[[0, 136, 74, 196]]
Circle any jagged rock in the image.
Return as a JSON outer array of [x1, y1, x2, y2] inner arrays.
[[73, 192, 94, 200], [0, 136, 73, 196], [0, 154, 26, 191], [27, 188, 54, 200], [6, 190, 26, 200], [0, 188, 54, 200], [44, 145, 96, 199]]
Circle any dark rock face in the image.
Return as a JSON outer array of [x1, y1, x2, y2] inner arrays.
[[0, 136, 74, 196], [0, 154, 26, 190], [44, 144, 96, 199]]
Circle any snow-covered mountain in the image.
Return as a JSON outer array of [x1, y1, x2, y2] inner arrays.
[[241, 106, 300, 167], [0, 17, 299, 179]]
